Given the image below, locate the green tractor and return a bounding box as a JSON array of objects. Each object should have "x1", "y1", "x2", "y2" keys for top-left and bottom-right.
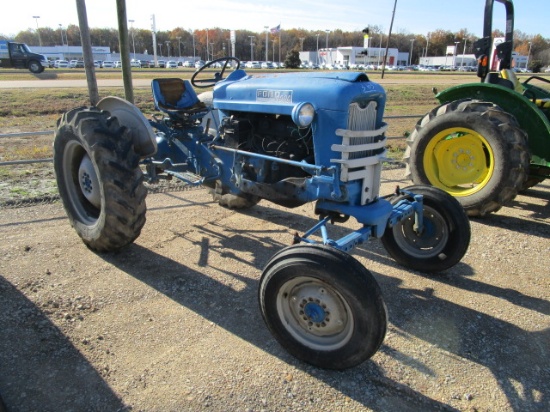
[{"x1": 405, "y1": 0, "x2": 550, "y2": 217}]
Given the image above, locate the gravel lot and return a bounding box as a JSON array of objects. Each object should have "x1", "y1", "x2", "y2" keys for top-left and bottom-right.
[{"x1": 0, "y1": 167, "x2": 548, "y2": 412}]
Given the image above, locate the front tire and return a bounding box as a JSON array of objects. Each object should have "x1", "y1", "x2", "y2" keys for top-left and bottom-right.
[
  {"x1": 28, "y1": 60, "x2": 44, "y2": 73},
  {"x1": 259, "y1": 244, "x2": 387, "y2": 369},
  {"x1": 54, "y1": 107, "x2": 147, "y2": 252},
  {"x1": 404, "y1": 100, "x2": 529, "y2": 217},
  {"x1": 381, "y1": 185, "x2": 471, "y2": 273}
]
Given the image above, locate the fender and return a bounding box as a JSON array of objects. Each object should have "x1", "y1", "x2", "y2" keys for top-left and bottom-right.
[{"x1": 97, "y1": 96, "x2": 158, "y2": 157}]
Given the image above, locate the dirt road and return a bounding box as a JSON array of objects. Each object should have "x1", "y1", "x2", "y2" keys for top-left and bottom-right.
[{"x1": 0, "y1": 168, "x2": 548, "y2": 411}]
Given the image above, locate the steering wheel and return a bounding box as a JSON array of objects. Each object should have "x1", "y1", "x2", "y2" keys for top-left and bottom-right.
[{"x1": 191, "y1": 57, "x2": 241, "y2": 88}]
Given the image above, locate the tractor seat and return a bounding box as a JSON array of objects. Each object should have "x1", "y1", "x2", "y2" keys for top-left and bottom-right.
[
  {"x1": 534, "y1": 98, "x2": 550, "y2": 109},
  {"x1": 151, "y1": 78, "x2": 208, "y2": 118},
  {"x1": 500, "y1": 69, "x2": 525, "y2": 93}
]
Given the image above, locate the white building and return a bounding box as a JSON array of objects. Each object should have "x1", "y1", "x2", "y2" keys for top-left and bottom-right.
[
  {"x1": 300, "y1": 46, "x2": 400, "y2": 68},
  {"x1": 419, "y1": 54, "x2": 477, "y2": 68}
]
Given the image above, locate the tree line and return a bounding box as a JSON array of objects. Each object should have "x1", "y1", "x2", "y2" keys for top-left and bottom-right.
[{"x1": 2, "y1": 25, "x2": 549, "y2": 69}]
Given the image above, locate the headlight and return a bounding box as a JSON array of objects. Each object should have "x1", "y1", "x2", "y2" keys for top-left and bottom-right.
[{"x1": 291, "y1": 102, "x2": 315, "y2": 127}]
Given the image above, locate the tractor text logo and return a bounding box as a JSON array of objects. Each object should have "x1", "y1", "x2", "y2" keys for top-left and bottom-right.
[{"x1": 256, "y1": 89, "x2": 293, "y2": 104}]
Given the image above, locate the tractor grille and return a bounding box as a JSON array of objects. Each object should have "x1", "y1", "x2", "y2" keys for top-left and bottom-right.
[{"x1": 330, "y1": 101, "x2": 387, "y2": 205}]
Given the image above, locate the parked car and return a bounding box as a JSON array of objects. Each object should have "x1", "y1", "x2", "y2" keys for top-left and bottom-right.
[
  {"x1": 102, "y1": 61, "x2": 114, "y2": 68},
  {"x1": 75, "y1": 60, "x2": 84, "y2": 68},
  {"x1": 182, "y1": 61, "x2": 194, "y2": 68},
  {"x1": 54, "y1": 60, "x2": 69, "y2": 68},
  {"x1": 157, "y1": 60, "x2": 166, "y2": 68},
  {"x1": 130, "y1": 60, "x2": 141, "y2": 68},
  {"x1": 194, "y1": 60, "x2": 205, "y2": 69},
  {"x1": 166, "y1": 60, "x2": 177, "y2": 69},
  {"x1": 113, "y1": 61, "x2": 122, "y2": 68},
  {"x1": 69, "y1": 60, "x2": 79, "y2": 68}
]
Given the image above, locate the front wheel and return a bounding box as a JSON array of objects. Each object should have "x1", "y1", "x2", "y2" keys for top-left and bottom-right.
[
  {"x1": 28, "y1": 60, "x2": 44, "y2": 73},
  {"x1": 381, "y1": 185, "x2": 471, "y2": 273},
  {"x1": 404, "y1": 100, "x2": 529, "y2": 217},
  {"x1": 259, "y1": 244, "x2": 387, "y2": 369},
  {"x1": 54, "y1": 107, "x2": 147, "y2": 252}
]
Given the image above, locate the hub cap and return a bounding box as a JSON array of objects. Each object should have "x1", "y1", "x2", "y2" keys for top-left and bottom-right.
[{"x1": 424, "y1": 128, "x2": 494, "y2": 197}]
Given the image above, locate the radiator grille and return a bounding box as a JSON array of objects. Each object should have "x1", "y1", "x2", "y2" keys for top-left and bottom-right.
[{"x1": 330, "y1": 101, "x2": 387, "y2": 205}]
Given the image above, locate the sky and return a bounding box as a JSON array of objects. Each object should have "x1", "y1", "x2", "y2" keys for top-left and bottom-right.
[{"x1": 1, "y1": 0, "x2": 549, "y2": 39}]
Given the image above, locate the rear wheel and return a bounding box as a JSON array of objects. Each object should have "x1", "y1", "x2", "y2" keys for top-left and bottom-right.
[
  {"x1": 404, "y1": 100, "x2": 529, "y2": 217},
  {"x1": 54, "y1": 107, "x2": 147, "y2": 252},
  {"x1": 381, "y1": 185, "x2": 471, "y2": 273},
  {"x1": 259, "y1": 244, "x2": 387, "y2": 369}
]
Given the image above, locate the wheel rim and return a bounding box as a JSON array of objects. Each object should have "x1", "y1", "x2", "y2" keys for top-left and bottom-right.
[
  {"x1": 276, "y1": 276, "x2": 354, "y2": 351},
  {"x1": 62, "y1": 140, "x2": 101, "y2": 224},
  {"x1": 391, "y1": 205, "x2": 448, "y2": 259},
  {"x1": 423, "y1": 127, "x2": 494, "y2": 197}
]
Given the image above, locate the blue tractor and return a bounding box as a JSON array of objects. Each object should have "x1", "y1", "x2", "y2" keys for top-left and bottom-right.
[{"x1": 53, "y1": 58, "x2": 470, "y2": 369}]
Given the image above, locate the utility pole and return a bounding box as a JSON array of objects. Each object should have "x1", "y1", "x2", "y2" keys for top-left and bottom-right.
[{"x1": 381, "y1": 0, "x2": 397, "y2": 78}]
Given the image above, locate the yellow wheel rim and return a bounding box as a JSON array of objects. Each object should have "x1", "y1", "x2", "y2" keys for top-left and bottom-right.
[{"x1": 423, "y1": 127, "x2": 494, "y2": 197}]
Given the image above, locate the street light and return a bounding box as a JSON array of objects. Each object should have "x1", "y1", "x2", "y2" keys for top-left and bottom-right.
[
  {"x1": 316, "y1": 33, "x2": 320, "y2": 65},
  {"x1": 409, "y1": 38, "x2": 415, "y2": 66},
  {"x1": 425, "y1": 32, "x2": 430, "y2": 58},
  {"x1": 461, "y1": 38, "x2": 468, "y2": 68},
  {"x1": 165, "y1": 40, "x2": 171, "y2": 57},
  {"x1": 192, "y1": 32, "x2": 196, "y2": 62},
  {"x1": 58, "y1": 24, "x2": 64, "y2": 46},
  {"x1": 33, "y1": 16, "x2": 42, "y2": 47},
  {"x1": 129, "y1": 19, "x2": 136, "y2": 59},
  {"x1": 527, "y1": 41, "x2": 532, "y2": 70},
  {"x1": 325, "y1": 29, "x2": 330, "y2": 65},
  {"x1": 264, "y1": 26, "x2": 269, "y2": 62},
  {"x1": 248, "y1": 36, "x2": 255, "y2": 60},
  {"x1": 206, "y1": 28, "x2": 209, "y2": 61},
  {"x1": 454, "y1": 41, "x2": 460, "y2": 67},
  {"x1": 176, "y1": 36, "x2": 182, "y2": 58}
]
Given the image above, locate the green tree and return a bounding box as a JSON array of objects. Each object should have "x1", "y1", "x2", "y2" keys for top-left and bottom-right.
[{"x1": 284, "y1": 49, "x2": 301, "y2": 68}]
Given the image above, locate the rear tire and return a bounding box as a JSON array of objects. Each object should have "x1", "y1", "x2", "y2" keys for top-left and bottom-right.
[
  {"x1": 54, "y1": 107, "x2": 147, "y2": 252},
  {"x1": 259, "y1": 244, "x2": 387, "y2": 369},
  {"x1": 404, "y1": 100, "x2": 529, "y2": 217},
  {"x1": 381, "y1": 185, "x2": 471, "y2": 273}
]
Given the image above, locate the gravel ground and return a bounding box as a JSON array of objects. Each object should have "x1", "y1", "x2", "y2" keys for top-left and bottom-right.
[{"x1": 0, "y1": 168, "x2": 548, "y2": 412}]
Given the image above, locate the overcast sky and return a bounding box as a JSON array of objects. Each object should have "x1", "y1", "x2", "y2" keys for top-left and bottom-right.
[{"x1": 2, "y1": 0, "x2": 549, "y2": 38}]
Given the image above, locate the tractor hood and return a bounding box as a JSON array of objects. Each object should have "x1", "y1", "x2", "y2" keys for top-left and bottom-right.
[{"x1": 213, "y1": 70, "x2": 385, "y2": 115}]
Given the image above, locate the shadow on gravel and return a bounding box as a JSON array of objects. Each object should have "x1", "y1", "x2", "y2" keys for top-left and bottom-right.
[
  {"x1": 99, "y1": 208, "x2": 459, "y2": 411},
  {"x1": 0, "y1": 276, "x2": 128, "y2": 412},
  {"x1": 377, "y1": 274, "x2": 549, "y2": 412},
  {"x1": 471, "y1": 211, "x2": 550, "y2": 239}
]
